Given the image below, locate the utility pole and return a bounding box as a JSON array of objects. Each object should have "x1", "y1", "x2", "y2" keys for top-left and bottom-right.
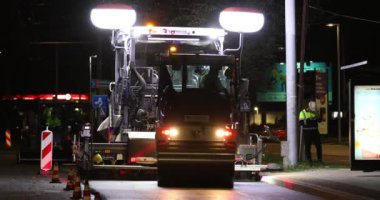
[
  {"x1": 285, "y1": 0, "x2": 298, "y2": 166},
  {"x1": 55, "y1": 46, "x2": 60, "y2": 96},
  {"x1": 298, "y1": 0, "x2": 309, "y2": 161},
  {"x1": 298, "y1": 0, "x2": 308, "y2": 111},
  {"x1": 336, "y1": 24, "x2": 341, "y2": 143},
  {"x1": 326, "y1": 23, "x2": 341, "y2": 143},
  {"x1": 89, "y1": 55, "x2": 98, "y2": 125}
]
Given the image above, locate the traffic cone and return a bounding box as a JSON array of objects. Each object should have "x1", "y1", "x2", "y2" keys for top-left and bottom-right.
[
  {"x1": 83, "y1": 179, "x2": 91, "y2": 200},
  {"x1": 64, "y1": 166, "x2": 75, "y2": 190},
  {"x1": 50, "y1": 161, "x2": 61, "y2": 183},
  {"x1": 94, "y1": 192, "x2": 101, "y2": 200},
  {"x1": 71, "y1": 172, "x2": 82, "y2": 199}
]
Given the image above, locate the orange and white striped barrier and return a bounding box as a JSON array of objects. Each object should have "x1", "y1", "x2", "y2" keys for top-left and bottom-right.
[
  {"x1": 5, "y1": 129, "x2": 11, "y2": 148},
  {"x1": 40, "y1": 129, "x2": 53, "y2": 172}
]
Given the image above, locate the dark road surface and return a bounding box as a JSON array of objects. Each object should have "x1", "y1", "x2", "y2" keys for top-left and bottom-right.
[
  {"x1": 3, "y1": 142, "x2": 376, "y2": 200},
  {"x1": 0, "y1": 150, "x2": 72, "y2": 200},
  {"x1": 0, "y1": 149, "x2": 322, "y2": 200}
]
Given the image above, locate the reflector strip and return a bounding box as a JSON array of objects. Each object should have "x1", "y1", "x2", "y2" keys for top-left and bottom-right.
[
  {"x1": 5, "y1": 129, "x2": 11, "y2": 148},
  {"x1": 127, "y1": 131, "x2": 155, "y2": 139},
  {"x1": 130, "y1": 26, "x2": 226, "y2": 37}
]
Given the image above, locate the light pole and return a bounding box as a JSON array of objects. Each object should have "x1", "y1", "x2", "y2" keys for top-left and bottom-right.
[
  {"x1": 89, "y1": 55, "x2": 98, "y2": 106},
  {"x1": 327, "y1": 23, "x2": 341, "y2": 143},
  {"x1": 89, "y1": 55, "x2": 97, "y2": 125}
]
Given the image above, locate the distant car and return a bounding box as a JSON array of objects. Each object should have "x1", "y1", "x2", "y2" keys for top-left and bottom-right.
[{"x1": 273, "y1": 129, "x2": 286, "y2": 140}]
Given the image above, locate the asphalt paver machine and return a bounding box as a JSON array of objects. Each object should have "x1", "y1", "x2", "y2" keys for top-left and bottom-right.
[{"x1": 76, "y1": 4, "x2": 266, "y2": 187}]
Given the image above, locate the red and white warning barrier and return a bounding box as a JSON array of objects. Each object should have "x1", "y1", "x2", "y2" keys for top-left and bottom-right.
[
  {"x1": 40, "y1": 129, "x2": 53, "y2": 172},
  {"x1": 5, "y1": 129, "x2": 11, "y2": 148}
]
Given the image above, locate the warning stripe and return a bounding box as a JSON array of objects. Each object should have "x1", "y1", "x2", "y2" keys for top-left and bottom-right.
[
  {"x1": 42, "y1": 131, "x2": 52, "y2": 142},
  {"x1": 41, "y1": 132, "x2": 52, "y2": 150},
  {"x1": 41, "y1": 151, "x2": 52, "y2": 170},
  {"x1": 43, "y1": 131, "x2": 50, "y2": 140},
  {"x1": 5, "y1": 130, "x2": 11, "y2": 148},
  {"x1": 42, "y1": 143, "x2": 52, "y2": 158}
]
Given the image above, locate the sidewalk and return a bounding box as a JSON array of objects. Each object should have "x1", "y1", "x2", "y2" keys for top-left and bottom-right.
[
  {"x1": 262, "y1": 143, "x2": 380, "y2": 200},
  {"x1": 263, "y1": 168, "x2": 380, "y2": 200}
]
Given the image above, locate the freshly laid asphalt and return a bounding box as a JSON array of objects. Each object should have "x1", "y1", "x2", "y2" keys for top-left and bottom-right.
[{"x1": 262, "y1": 143, "x2": 380, "y2": 200}]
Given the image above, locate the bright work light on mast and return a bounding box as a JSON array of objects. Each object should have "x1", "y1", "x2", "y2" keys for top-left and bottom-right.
[
  {"x1": 218, "y1": 6, "x2": 264, "y2": 53},
  {"x1": 90, "y1": 4, "x2": 136, "y2": 29},
  {"x1": 219, "y1": 7, "x2": 264, "y2": 33}
]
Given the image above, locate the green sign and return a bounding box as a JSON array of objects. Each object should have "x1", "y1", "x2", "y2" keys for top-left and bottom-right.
[{"x1": 257, "y1": 62, "x2": 332, "y2": 103}]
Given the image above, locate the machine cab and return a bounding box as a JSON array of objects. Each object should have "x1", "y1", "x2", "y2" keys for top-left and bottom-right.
[{"x1": 157, "y1": 53, "x2": 238, "y2": 126}]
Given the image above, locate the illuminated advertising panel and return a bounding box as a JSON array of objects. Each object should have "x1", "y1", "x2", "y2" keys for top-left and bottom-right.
[
  {"x1": 315, "y1": 71, "x2": 328, "y2": 134},
  {"x1": 257, "y1": 62, "x2": 332, "y2": 103},
  {"x1": 351, "y1": 83, "x2": 380, "y2": 171},
  {"x1": 354, "y1": 85, "x2": 380, "y2": 160}
]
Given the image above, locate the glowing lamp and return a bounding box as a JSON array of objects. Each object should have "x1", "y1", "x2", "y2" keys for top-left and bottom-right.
[
  {"x1": 90, "y1": 4, "x2": 136, "y2": 29},
  {"x1": 146, "y1": 22, "x2": 154, "y2": 28},
  {"x1": 219, "y1": 7, "x2": 264, "y2": 33},
  {"x1": 169, "y1": 46, "x2": 177, "y2": 53},
  {"x1": 215, "y1": 128, "x2": 233, "y2": 138},
  {"x1": 162, "y1": 128, "x2": 178, "y2": 137}
]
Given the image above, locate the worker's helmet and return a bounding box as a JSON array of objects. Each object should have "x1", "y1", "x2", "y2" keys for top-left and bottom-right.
[{"x1": 93, "y1": 153, "x2": 103, "y2": 164}]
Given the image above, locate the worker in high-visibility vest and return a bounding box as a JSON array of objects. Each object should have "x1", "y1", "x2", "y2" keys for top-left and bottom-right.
[{"x1": 299, "y1": 100, "x2": 323, "y2": 165}]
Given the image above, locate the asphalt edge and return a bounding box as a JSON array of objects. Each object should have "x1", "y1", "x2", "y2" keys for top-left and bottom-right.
[{"x1": 261, "y1": 175, "x2": 372, "y2": 200}]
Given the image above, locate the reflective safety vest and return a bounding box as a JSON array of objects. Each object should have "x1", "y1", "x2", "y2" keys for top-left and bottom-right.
[{"x1": 299, "y1": 109, "x2": 318, "y2": 130}]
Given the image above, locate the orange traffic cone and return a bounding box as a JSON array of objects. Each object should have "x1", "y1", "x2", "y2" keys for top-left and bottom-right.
[
  {"x1": 64, "y1": 166, "x2": 75, "y2": 190},
  {"x1": 83, "y1": 179, "x2": 91, "y2": 200},
  {"x1": 71, "y1": 172, "x2": 82, "y2": 199},
  {"x1": 94, "y1": 192, "x2": 101, "y2": 200},
  {"x1": 50, "y1": 161, "x2": 61, "y2": 183}
]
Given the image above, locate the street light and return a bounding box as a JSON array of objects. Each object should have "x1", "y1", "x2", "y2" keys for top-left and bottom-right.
[
  {"x1": 254, "y1": 106, "x2": 259, "y2": 114},
  {"x1": 89, "y1": 55, "x2": 97, "y2": 120},
  {"x1": 326, "y1": 23, "x2": 341, "y2": 143}
]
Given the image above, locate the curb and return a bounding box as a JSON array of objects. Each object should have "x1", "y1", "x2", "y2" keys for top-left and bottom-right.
[{"x1": 261, "y1": 175, "x2": 372, "y2": 200}]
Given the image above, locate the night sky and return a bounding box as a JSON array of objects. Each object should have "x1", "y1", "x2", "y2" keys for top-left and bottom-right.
[
  {"x1": 1, "y1": 0, "x2": 380, "y2": 95},
  {"x1": 307, "y1": 1, "x2": 380, "y2": 64}
]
